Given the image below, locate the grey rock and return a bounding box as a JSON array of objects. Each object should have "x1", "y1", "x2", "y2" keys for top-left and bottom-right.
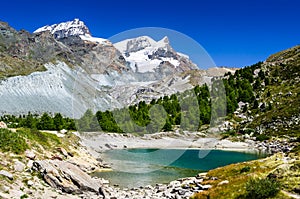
[
  {"x1": 59, "y1": 147, "x2": 69, "y2": 157},
  {"x1": 178, "y1": 189, "x2": 187, "y2": 195},
  {"x1": 218, "y1": 180, "x2": 229, "y2": 185},
  {"x1": 0, "y1": 170, "x2": 13, "y2": 180},
  {"x1": 0, "y1": 192, "x2": 9, "y2": 199},
  {"x1": 27, "y1": 180, "x2": 34, "y2": 186},
  {"x1": 14, "y1": 160, "x2": 25, "y2": 172},
  {"x1": 25, "y1": 150, "x2": 36, "y2": 160},
  {"x1": 199, "y1": 184, "x2": 212, "y2": 190},
  {"x1": 33, "y1": 160, "x2": 102, "y2": 194},
  {"x1": 27, "y1": 160, "x2": 34, "y2": 168},
  {"x1": 0, "y1": 185, "x2": 10, "y2": 193}
]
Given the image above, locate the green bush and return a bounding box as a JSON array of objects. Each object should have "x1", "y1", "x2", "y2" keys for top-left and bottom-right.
[
  {"x1": 240, "y1": 166, "x2": 251, "y2": 173},
  {"x1": 245, "y1": 177, "x2": 281, "y2": 199},
  {"x1": 0, "y1": 128, "x2": 28, "y2": 154},
  {"x1": 256, "y1": 134, "x2": 270, "y2": 141}
]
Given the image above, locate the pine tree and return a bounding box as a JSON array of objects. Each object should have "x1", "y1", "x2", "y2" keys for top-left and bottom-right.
[
  {"x1": 53, "y1": 113, "x2": 64, "y2": 130},
  {"x1": 38, "y1": 113, "x2": 54, "y2": 130}
]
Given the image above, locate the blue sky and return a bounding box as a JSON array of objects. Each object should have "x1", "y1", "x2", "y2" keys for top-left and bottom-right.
[{"x1": 0, "y1": 0, "x2": 299, "y2": 67}]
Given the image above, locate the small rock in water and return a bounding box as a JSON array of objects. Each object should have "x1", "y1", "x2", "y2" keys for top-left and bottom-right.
[{"x1": 101, "y1": 179, "x2": 109, "y2": 184}]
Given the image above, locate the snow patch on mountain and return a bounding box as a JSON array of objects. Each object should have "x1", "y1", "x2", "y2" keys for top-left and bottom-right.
[{"x1": 79, "y1": 34, "x2": 110, "y2": 45}]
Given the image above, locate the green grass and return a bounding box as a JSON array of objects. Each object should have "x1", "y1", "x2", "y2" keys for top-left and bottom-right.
[
  {"x1": 0, "y1": 128, "x2": 61, "y2": 154},
  {"x1": 191, "y1": 152, "x2": 299, "y2": 199},
  {"x1": 0, "y1": 128, "x2": 28, "y2": 154},
  {"x1": 24, "y1": 128, "x2": 61, "y2": 146}
]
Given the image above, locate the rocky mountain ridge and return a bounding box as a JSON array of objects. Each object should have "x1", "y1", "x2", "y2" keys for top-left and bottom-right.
[{"x1": 0, "y1": 19, "x2": 233, "y2": 118}]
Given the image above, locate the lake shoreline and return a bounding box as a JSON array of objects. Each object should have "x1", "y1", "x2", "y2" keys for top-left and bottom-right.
[{"x1": 78, "y1": 131, "x2": 261, "y2": 155}]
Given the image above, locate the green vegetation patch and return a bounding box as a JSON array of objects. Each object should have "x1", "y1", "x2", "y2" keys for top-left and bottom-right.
[
  {"x1": 0, "y1": 128, "x2": 28, "y2": 154},
  {"x1": 0, "y1": 128, "x2": 61, "y2": 154},
  {"x1": 245, "y1": 177, "x2": 281, "y2": 199}
]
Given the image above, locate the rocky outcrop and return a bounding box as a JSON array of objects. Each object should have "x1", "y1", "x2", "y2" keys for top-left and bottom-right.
[
  {"x1": 100, "y1": 175, "x2": 213, "y2": 199},
  {"x1": 32, "y1": 160, "x2": 103, "y2": 194}
]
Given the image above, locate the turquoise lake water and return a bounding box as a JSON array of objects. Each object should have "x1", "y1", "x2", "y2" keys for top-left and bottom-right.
[{"x1": 95, "y1": 149, "x2": 266, "y2": 188}]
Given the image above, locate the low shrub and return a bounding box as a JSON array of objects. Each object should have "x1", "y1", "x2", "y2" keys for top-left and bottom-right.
[
  {"x1": 240, "y1": 166, "x2": 251, "y2": 173},
  {"x1": 245, "y1": 177, "x2": 281, "y2": 199},
  {"x1": 256, "y1": 134, "x2": 270, "y2": 141}
]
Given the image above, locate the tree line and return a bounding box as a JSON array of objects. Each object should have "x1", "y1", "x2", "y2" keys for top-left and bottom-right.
[{"x1": 0, "y1": 112, "x2": 76, "y2": 130}]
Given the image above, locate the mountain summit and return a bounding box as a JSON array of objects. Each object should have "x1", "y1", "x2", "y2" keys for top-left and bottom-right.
[
  {"x1": 34, "y1": 18, "x2": 108, "y2": 44},
  {"x1": 114, "y1": 36, "x2": 197, "y2": 73},
  {"x1": 34, "y1": 18, "x2": 90, "y2": 39}
]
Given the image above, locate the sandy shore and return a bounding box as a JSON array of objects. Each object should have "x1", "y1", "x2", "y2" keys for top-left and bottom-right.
[{"x1": 77, "y1": 131, "x2": 259, "y2": 155}]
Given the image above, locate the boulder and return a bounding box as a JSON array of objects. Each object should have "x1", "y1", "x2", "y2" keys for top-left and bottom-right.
[
  {"x1": 14, "y1": 160, "x2": 25, "y2": 172},
  {"x1": 0, "y1": 170, "x2": 13, "y2": 180},
  {"x1": 25, "y1": 150, "x2": 36, "y2": 160},
  {"x1": 27, "y1": 180, "x2": 34, "y2": 186},
  {"x1": 0, "y1": 192, "x2": 9, "y2": 199},
  {"x1": 32, "y1": 160, "x2": 102, "y2": 194}
]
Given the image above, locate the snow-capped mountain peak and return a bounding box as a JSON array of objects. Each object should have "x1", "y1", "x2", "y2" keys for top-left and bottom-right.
[
  {"x1": 34, "y1": 18, "x2": 109, "y2": 45},
  {"x1": 114, "y1": 36, "x2": 197, "y2": 73},
  {"x1": 34, "y1": 18, "x2": 90, "y2": 39}
]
